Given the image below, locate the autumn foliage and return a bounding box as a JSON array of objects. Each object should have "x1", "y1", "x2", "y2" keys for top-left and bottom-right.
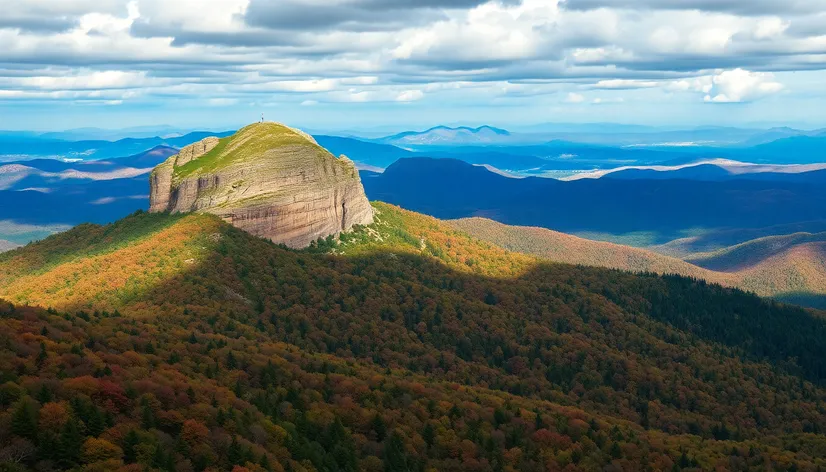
[{"x1": 0, "y1": 203, "x2": 825, "y2": 471}]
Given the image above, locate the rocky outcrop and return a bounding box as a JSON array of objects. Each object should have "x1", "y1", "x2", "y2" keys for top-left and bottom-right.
[
  {"x1": 149, "y1": 122, "x2": 373, "y2": 248},
  {"x1": 174, "y1": 137, "x2": 220, "y2": 167}
]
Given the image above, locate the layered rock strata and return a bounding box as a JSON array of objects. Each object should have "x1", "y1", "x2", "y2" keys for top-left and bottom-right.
[{"x1": 149, "y1": 122, "x2": 373, "y2": 248}]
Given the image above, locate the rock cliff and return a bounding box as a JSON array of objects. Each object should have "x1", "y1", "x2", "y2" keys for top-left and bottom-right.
[{"x1": 149, "y1": 122, "x2": 374, "y2": 248}]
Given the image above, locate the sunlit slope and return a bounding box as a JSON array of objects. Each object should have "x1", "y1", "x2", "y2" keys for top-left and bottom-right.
[
  {"x1": 0, "y1": 205, "x2": 536, "y2": 313},
  {"x1": 448, "y1": 217, "x2": 730, "y2": 281},
  {"x1": 687, "y1": 231, "x2": 826, "y2": 271},
  {"x1": 3, "y1": 203, "x2": 826, "y2": 469},
  {"x1": 451, "y1": 216, "x2": 826, "y2": 302},
  {"x1": 0, "y1": 212, "x2": 220, "y2": 311}
]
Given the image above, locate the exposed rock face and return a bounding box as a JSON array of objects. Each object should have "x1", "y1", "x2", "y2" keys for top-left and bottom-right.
[
  {"x1": 149, "y1": 122, "x2": 373, "y2": 248},
  {"x1": 175, "y1": 137, "x2": 220, "y2": 167}
]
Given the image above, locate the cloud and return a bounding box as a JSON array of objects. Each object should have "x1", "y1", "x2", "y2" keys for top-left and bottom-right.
[
  {"x1": 561, "y1": 0, "x2": 826, "y2": 16},
  {"x1": 591, "y1": 97, "x2": 624, "y2": 104},
  {"x1": 244, "y1": 0, "x2": 511, "y2": 32},
  {"x1": 592, "y1": 79, "x2": 659, "y2": 89},
  {"x1": 0, "y1": 0, "x2": 823, "y2": 122},
  {"x1": 667, "y1": 77, "x2": 713, "y2": 93},
  {"x1": 0, "y1": 0, "x2": 127, "y2": 32},
  {"x1": 565, "y1": 92, "x2": 586, "y2": 103},
  {"x1": 703, "y1": 68, "x2": 784, "y2": 103},
  {"x1": 0, "y1": 16, "x2": 79, "y2": 33},
  {"x1": 396, "y1": 90, "x2": 425, "y2": 102}
]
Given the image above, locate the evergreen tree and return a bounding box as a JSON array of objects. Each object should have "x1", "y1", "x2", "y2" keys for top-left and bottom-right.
[
  {"x1": 123, "y1": 429, "x2": 140, "y2": 464},
  {"x1": 227, "y1": 435, "x2": 242, "y2": 467},
  {"x1": 56, "y1": 418, "x2": 82, "y2": 468},
  {"x1": 370, "y1": 413, "x2": 387, "y2": 441},
  {"x1": 11, "y1": 399, "x2": 38, "y2": 441},
  {"x1": 141, "y1": 401, "x2": 155, "y2": 430},
  {"x1": 86, "y1": 405, "x2": 105, "y2": 437},
  {"x1": 383, "y1": 432, "x2": 410, "y2": 472},
  {"x1": 259, "y1": 454, "x2": 273, "y2": 472},
  {"x1": 36, "y1": 342, "x2": 48, "y2": 368},
  {"x1": 152, "y1": 444, "x2": 167, "y2": 470},
  {"x1": 36, "y1": 385, "x2": 52, "y2": 404},
  {"x1": 422, "y1": 423, "x2": 435, "y2": 448}
]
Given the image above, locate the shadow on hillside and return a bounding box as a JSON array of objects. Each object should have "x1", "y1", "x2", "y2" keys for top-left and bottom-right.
[
  {"x1": 8, "y1": 213, "x2": 826, "y2": 438},
  {"x1": 110, "y1": 222, "x2": 826, "y2": 390},
  {"x1": 776, "y1": 293, "x2": 826, "y2": 311}
]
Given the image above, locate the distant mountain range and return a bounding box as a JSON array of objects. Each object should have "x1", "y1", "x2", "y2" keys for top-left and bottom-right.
[
  {"x1": 569, "y1": 159, "x2": 826, "y2": 181},
  {"x1": 0, "y1": 146, "x2": 178, "y2": 245},
  {"x1": 4, "y1": 124, "x2": 826, "y2": 251},
  {"x1": 361, "y1": 157, "x2": 826, "y2": 241},
  {"x1": 0, "y1": 146, "x2": 177, "y2": 192},
  {"x1": 450, "y1": 217, "x2": 826, "y2": 307},
  {"x1": 0, "y1": 131, "x2": 233, "y2": 161},
  {"x1": 35, "y1": 125, "x2": 206, "y2": 141},
  {"x1": 314, "y1": 135, "x2": 414, "y2": 169},
  {"x1": 377, "y1": 125, "x2": 511, "y2": 146},
  {"x1": 365, "y1": 124, "x2": 826, "y2": 148}
]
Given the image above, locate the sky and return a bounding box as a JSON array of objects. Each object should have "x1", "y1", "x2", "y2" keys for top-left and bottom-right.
[{"x1": 1, "y1": 0, "x2": 826, "y2": 132}]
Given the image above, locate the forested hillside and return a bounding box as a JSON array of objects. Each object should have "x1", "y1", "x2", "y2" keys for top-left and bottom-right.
[
  {"x1": 1, "y1": 203, "x2": 826, "y2": 471},
  {"x1": 449, "y1": 217, "x2": 826, "y2": 307}
]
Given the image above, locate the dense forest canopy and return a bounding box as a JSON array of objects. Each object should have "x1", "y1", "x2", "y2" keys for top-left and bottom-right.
[{"x1": 1, "y1": 203, "x2": 826, "y2": 471}]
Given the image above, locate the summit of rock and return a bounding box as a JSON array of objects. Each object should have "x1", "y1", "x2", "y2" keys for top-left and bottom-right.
[{"x1": 149, "y1": 121, "x2": 373, "y2": 248}]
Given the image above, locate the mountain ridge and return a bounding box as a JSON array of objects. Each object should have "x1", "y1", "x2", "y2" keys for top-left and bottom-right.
[
  {"x1": 3, "y1": 201, "x2": 826, "y2": 469},
  {"x1": 364, "y1": 157, "x2": 826, "y2": 240},
  {"x1": 378, "y1": 125, "x2": 512, "y2": 146},
  {"x1": 149, "y1": 122, "x2": 374, "y2": 248},
  {"x1": 449, "y1": 216, "x2": 826, "y2": 304}
]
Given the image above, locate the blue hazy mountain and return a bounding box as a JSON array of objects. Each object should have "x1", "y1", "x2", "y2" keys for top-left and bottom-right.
[
  {"x1": 601, "y1": 164, "x2": 826, "y2": 183},
  {"x1": 0, "y1": 146, "x2": 177, "y2": 192},
  {"x1": 0, "y1": 147, "x2": 179, "y2": 246},
  {"x1": 369, "y1": 123, "x2": 826, "y2": 149},
  {"x1": 362, "y1": 157, "x2": 826, "y2": 242},
  {"x1": 377, "y1": 125, "x2": 512, "y2": 146},
  {"x1": 313, "y1": 135, "x2": 414, "y2": 169},
  {"x1": 0, "y1": 131, "x2": 233, "y2": 161},
  {"x1": 36, "y1": 125, "x2": 201, "y2": 141}
]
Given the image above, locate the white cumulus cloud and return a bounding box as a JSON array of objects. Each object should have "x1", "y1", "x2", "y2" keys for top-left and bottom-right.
[{"x1": 703, "y1": 68, "x2": 784, "y2": 103}]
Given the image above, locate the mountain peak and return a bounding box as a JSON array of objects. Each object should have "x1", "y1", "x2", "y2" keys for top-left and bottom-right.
[
  {"x1": 426, "y1": 125, "x2": 510, "y2": 135},
  {"x1": 149, "y1": 121, "x2": 373, "y2": 248},
  {"x1": 380, "y1": 124, "x2": 512, "y2": 146}
]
